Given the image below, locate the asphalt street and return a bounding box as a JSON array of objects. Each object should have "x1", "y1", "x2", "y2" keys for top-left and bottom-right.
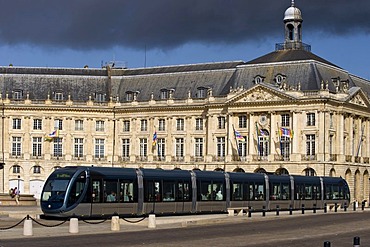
[{"x1": 1, "y1": 210, "x2": 370, "y2": 247}]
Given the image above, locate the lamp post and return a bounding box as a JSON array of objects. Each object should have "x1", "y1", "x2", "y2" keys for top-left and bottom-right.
[{"x1": 17, "y1": 175, "x2": 20, "y2": 191}]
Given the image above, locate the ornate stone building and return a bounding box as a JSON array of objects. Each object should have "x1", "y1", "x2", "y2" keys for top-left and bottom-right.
[{"x1": 0, "y1": 1, "x2": 369, "y2": 204}]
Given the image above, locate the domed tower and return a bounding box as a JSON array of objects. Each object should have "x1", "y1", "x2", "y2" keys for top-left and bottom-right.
[{"x1": 281, "y1": 0, "x2": 309, "y2": 51}]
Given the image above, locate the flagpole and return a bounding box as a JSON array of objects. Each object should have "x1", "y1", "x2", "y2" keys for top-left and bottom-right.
[
  {"x1": 255, "y1": 122, "x2": 260, "y2": 156},
  {"x1": 232, "y1": 125, "x2": 241, "y2": 157}
]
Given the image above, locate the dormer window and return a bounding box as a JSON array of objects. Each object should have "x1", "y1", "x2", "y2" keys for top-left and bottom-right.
[
  {"x1": 95, "y1": 92, "x2": 106, "y2": 102},
  {"x1": 54, "y1": 92, "x2": 64, "y2": 101},
  {"x1": 254, "y1": 76, "x2": 265, "y2": 84},
  {"x1": 197, "y1": 87, "x2": 208, "y2": 99},
  {"x1": 275, "y1": 74, "x2": 286, "y2": 85},
  {"x1": 125, "y1": 91, "x2": 139, "y2": 102},
  {"x1": 13, "y1": 90, "x2": 23, "y2": 100},
  {"x1": 160, "y1": 89, "x2": 169, "y2": 100}
]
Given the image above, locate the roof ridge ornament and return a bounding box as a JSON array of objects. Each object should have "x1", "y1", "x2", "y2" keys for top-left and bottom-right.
[{"x1": 291, "y1": 0, "x2": 295, "y2": 7}]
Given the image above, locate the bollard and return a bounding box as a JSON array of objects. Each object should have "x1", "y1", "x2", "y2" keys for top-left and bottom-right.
[
  {"x1": 23, "y1": 215, "x2": 33, "y2": 236},
  {"x1": 111, "y1": 216, "x2": 120, "y2": 231},
  {"x1": 353, "y1": 201, "x2": 357, "y2": 211},
  {"x1": 324, "y1": 203, "x2": 327, "y2": 213},
  {"x1": 248, "y1": 206, "x2": 252, "y2": 218},
  {"x1": 334, "y1": 203, "x2": 338, "y2": 213},
  {"x1": 262, "y1": 206, "x2": 266, "y2": 217},
  {"x1": 276, "y1": 205, "x2": 280, "y2": 216},
  {"x1": 353, "y1": 236, "x2": 360, "y2": 247},
  {"x1": 313, "y1": 204, "x2": 316, "y2": 214},
  {"x1": 361, "y1": 201, "x2": 365, "y2": 211},
  {"x1": 301, "y1": 204, "x2": 305, "y2": 214},
  {"x1": 344, "y1": 203, "x2": 347, "y2": 212},
  {"x1": 289, "y1": 205, "x2": 293, "y2": 215},
  {"x1": 69, "y1": 218, "x2": 79, "y2": 234},
  {"x1": 148, "y1": 214, "x2": 156, "y2": 228},
  {"x1": 323, "y1": 241, "x2": 331, "y2": 247}
]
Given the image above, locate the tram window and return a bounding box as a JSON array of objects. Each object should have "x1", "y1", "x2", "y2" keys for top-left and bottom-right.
[
  {"x1": 199, "y1": 180, "x2": 224, "y2": 201},
  {"x1": 253, "y1": 183, "x2": 264, "y2": 200},
  {"x1": 282, "y1": 184, "x2": 290, "y2": 200},
  {"x1": 119, "y1": 181, "x2": 134, "y2": 202},
  {"x1": 163, "y1": 181, "x2": 176, "y2": 201},
  {"x1": 144, "y1": 181, "x2": 161, "y2": 202},
  {"x1": 270, "y1": 183, "x2": 281, "y2": 200},
  {"x1": 232, "y1": 183, "x2": 243, "y2": 201},
  {"x1": 177, "y1": 182, "x2": 191, "y2": 201},
  {"x1": 67, "y1": 171, "x2": 86, "y2": 207},
  {"x1": 296, "y1": 184, "x2": 304, "y2": 199},
  {"x1": 313, "y1": 185, "x2": 320, "y2": 200},
  {"x1": 92, "y1": 180, "x2": 101, "y2": 203},
  {"x1": 305, "y1": 185, "x2": 313, "y2": 199},
  {"x1": 104, "y1": 180, "x2": 118, "y2": 203}
]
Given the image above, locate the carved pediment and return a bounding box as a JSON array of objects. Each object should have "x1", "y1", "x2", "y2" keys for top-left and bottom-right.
[
  {"x1": 242, "y1": 88, "x2": 281, "y2": 102},
  {"x1": 349, "y1": 94, "x2": 367, "y2": 107},
  {"x1": 227, "y1": 85, "x2": 293, "y2": 104}
]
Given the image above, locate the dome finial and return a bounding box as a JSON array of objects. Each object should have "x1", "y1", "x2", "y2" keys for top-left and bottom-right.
[{"x1": 291, "y1": 0, "x2": 295, "y2": 7}]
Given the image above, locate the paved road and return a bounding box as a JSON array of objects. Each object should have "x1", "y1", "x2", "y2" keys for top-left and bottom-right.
[{"x1": 1, "y1": 211, "x2": 370, "y2": 247}]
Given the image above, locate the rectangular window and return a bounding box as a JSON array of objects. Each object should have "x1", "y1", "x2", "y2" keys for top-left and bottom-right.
[
  {"x1": 199, "y1": 180, "x2": 224, "y2": 201},
  {"x1": 280, "y1": 136, "x2": 291, "y2": 160},
  {"x1": 158, "y1": 119, "x2": 166, "y2": 131},
  {"x1": 238, "y1": 115, "x2": 247, "y2": 129},
  {"x1": 96, "y1": 120, "x2": 105, "y2": 132},
  {"x1": 160, "y1": 90, "x2": 169, "y2": 100},
  {"x1": 238, "y1": 137, "x2": 248, "y2": 157},
  {"x1": 176, "y1": 118, "x2": 184, "y2": 131},
  {"x1": 54, "y1": 92, "x2": 63, "y2": 101},
  {"x1": 95, "y1": 93, "x2": 105, "y2": 102},
  {"x1": 258, "y1": 136, "x2": 269, "y2": 157},
  {"x1": 217, "y1": 137, "x2": 226, "y2": 157},
  {"x1": 194, "y1": 138, "x2": 203, "y2": 157},
  {"x1": 141, "y1": 119, "x2": 148, "y2": 132},
  {"x1": 75, "y1": 120, "x2": 84, "y2": 131},
  {"x1": 54, "y1": 119, "x2": 63, "y2": 130},
  {"x1": 140, "y1": 138, "x2": 147, "y2": 157},
  {"x1": 175, "y1": 138, "x2": 184, "y2": 157},
  {"x1": 13, "y1": 118, "x2": 21, "y2": 130},
  {"x1": 329, "y1": 135, "x2": 333, "y2": 156},
  {"x1": 306, "y1": 134, "x2": 315, "y2": 156},
  {"x1": 32, "y1": 137, "x2": 42, "y2": 157},
  {"x1": 120, "y1": 181, "x2": 135, "y2": 202},
  {"x1": 281, "y1": 114, "x2": 290, "y2": 127},
  {"x1": 95, "y1": 139, "x2": 105, "y2": 158},
  {"x1": 307, "y1": 113, "x2": 315, "y2": 126},
  {"x1": 123, "y1": 120, "x2": 130, "y2": 132},
  {"x1": 13, "y1": 90, "x2": 23, "y2": 100},
  {"x1": 53, "y1": 138, "x2": 63, "y2": 157},
  {"x1": 12, "y1": 137, "x2": 22, "y2": 156},
  {"x1": 218, "y1": 116, "x2": 226, "y2": 129},
  {"x1": 122, "y1": 139, "x2": 130, "y2": 158},
  {"x1": 13, "y1": 165, "x2": 21, "y2": 174},
  {"x1": 157, "y1": 138, "x2": 165, "y2": 159},
  {"x1": 195, "y1": 118, "x2": 203, "y2": 131},
  {"x1": 33, "y1": 119, "x2": 42, "y2": 130},
  {"x1": 74, "y1": 138, "x2": 84, "y2": 158}
]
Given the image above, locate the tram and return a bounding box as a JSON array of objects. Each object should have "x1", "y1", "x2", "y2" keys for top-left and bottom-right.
[{"x1": 40, "y1": 166, "x2": 350, "y2": 218}]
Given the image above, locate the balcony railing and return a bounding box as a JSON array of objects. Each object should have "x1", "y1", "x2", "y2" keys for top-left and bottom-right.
[
  {"x1": 190, "y1": 156, "x2": 204, "y2": 162},
  {"x1": 135, "y1": 156, "x2": 148, "y2": 162},
  {"x1": 171, "y1": 156, "x2": 184, "y2": 162},
  {"x1": 301, "y1": 154, "x2": 317, "y2": 161},
  {"x1": 345, "y1": 155, "x2": 352, "y2": 162},
  {"x1": 252, "y1": 155, "x2": 268, "y2": 161},
  {"x1": 212, "y1": 156, "x2": 225, "y2": 162},
  {"x1": 153, "y1": 156, "x2": 165, "y2": 162},
  {"x1": 329, "y1": 154, "x2": 337, "y2": 161},
  {"x1": 355, "y1": 156, "x2": 361, "y2": 163},
  {"x1": 364, "y1": 157, "x2": 370, "y2": 164}
]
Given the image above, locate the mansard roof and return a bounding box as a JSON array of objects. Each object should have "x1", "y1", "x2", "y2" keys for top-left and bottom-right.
[{"x1": 245, "y1": 49, "x2": 339, "y2": 68}]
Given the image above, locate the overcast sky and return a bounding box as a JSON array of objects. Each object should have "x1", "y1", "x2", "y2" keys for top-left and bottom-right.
[{"x1": 0, "y1": 0, "x2": 369, "y2": 79}]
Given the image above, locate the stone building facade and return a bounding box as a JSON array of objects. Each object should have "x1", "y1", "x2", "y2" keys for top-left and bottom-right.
[{"x1": 0, "y1": 1, "x2": 369, "y2": 204}]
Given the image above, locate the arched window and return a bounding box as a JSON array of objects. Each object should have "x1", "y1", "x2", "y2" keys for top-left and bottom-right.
[
  {"x1": 287, "y1": 24, "x2": 294, "y2": 40},
  {"x1": 12, "y1": 165, "x2": 21, "y2": 174},
  {"x1": 304, "y1": 168, "x2": 316, "y2": 176}
]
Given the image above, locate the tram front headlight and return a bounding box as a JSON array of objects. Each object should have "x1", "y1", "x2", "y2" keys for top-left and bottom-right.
[{"x1": 48, "y1": 204, "x2": 51, "y2": 208}]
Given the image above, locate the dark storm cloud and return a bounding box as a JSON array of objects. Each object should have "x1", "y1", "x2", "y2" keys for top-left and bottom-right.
[{"x1": 0, "y1": 0, "x2": 369, "y2": 51}]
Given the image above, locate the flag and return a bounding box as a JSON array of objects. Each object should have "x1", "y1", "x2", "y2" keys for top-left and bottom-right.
[
  {"x1": 234, "y1": 129, "x2": 245, "y2": 142},
  {"x1": 152, "y1": 131, "x2": 157, "y2": 146},
  {"x1": 44, "y1": 129, "x2": 59, "y2": 141},
  {"x1": 49, "y1": 129, "x2": 59, "y2": 138},
  {"x1": 280, "y1": 127, "x2": 294, "y2": 138}
]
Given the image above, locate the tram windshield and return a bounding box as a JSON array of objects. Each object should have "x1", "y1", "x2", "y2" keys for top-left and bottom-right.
[{"x1": 41, "y1": 170, "x2": 75, "y2": 202}]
